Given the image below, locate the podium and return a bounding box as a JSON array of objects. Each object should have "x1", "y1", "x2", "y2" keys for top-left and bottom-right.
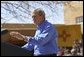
[
  {"x1": 1, "y1": 29, "x2": 33, "y2": 56},
  {"x1": 1, "y1": 42, "x2": 33, "y2": 56}
]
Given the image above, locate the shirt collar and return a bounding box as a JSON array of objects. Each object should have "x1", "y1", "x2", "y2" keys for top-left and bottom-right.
[{"x1": 37, "y1": 20, "x2": 47, "y2": 29}]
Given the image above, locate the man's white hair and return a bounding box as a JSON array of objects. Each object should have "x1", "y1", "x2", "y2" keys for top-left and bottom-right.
[{"x1": 33, "y1": 8, "x2": 45, "y2": 17}]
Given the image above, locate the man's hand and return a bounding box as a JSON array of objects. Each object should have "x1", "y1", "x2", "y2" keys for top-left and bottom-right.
[{"x1": 10, "y1": 31, "x2": 25, "y2": 40}]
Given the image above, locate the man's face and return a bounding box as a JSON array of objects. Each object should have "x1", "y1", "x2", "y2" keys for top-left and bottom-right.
[{"x1": 32, "y1": 12, "x2": 44, "y2": 25}]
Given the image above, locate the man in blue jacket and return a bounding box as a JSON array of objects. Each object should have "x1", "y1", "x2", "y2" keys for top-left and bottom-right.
[{"x1": 10, "y1": 8, "x2": 58, "y2": 56}]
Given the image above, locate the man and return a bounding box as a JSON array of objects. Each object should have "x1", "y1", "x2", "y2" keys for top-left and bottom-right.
[{"x1": 10, "y1": 8, "x2": 58, "y2": 56}]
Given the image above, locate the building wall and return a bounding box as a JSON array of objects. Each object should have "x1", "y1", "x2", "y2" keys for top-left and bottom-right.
[
  {"x1": 64, "y1": 1, "x2": 83, "y2": 25},
  {"x1": 63, "y1": 1, "x2": 83, "y2": 34}
]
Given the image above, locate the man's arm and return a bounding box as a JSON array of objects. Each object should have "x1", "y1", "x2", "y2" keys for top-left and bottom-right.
[{"x1": 28, "y1": 26, "x2": 57, "y2": 46}]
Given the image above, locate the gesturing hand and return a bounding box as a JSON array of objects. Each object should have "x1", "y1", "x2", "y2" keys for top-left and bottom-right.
[{"x1": 10, "y1": 31, "x2": 25, "y2": 40}]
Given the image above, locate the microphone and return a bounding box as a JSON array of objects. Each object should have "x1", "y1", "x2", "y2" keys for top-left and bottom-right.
[{"x1": 1, "y1": 29, "x2": 8, "y2": 35}]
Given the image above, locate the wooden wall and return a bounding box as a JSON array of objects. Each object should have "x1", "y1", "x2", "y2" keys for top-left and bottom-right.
[{"x1": 1, "y1": 24, "x2": 82, "y2": 47}]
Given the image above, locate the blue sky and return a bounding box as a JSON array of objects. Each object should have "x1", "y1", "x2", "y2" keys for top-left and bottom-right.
[{"x1": 1, "y1": 1, "x2": 64, "y2": 24}]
